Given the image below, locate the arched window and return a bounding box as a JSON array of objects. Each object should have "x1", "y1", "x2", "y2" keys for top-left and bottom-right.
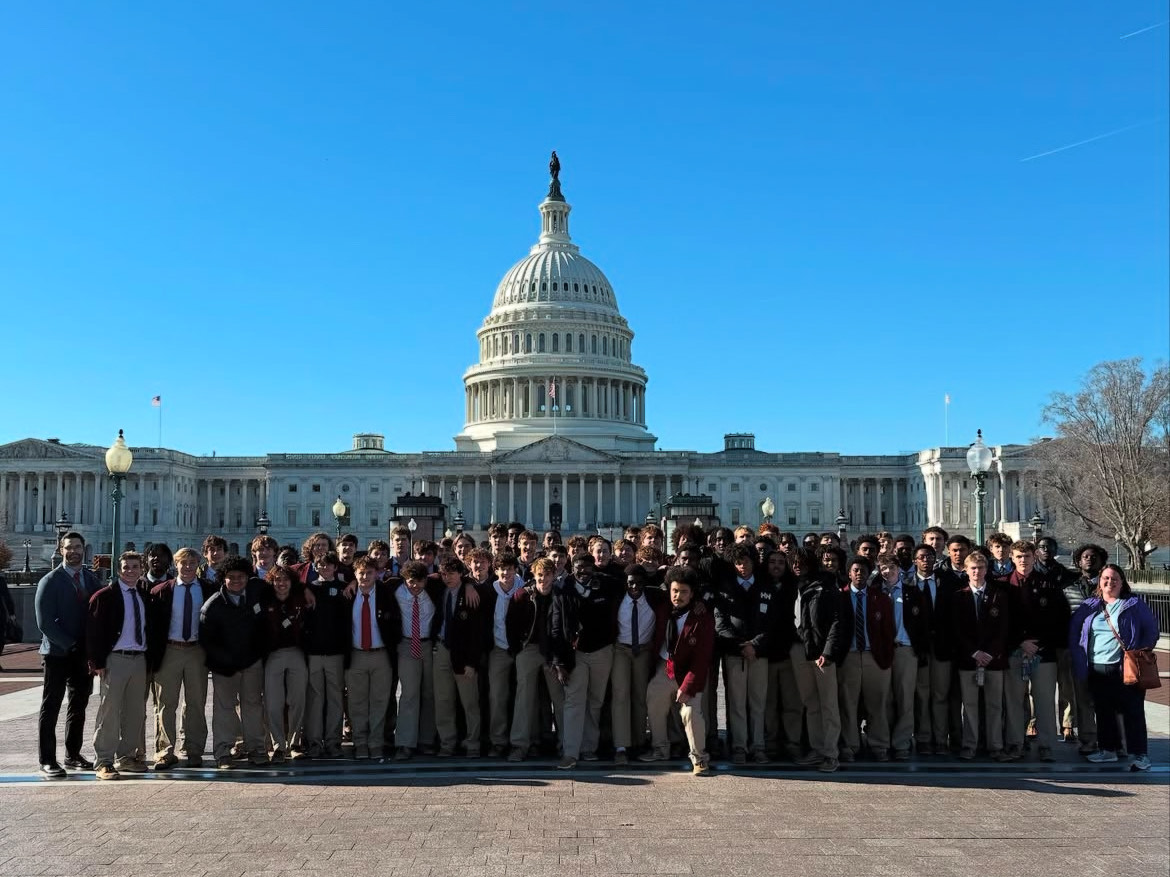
[
  {"x1": 492, "y1": 335, "x2": 499, "y2": 357},
  {"x1": 552, "y1": 333, "x2": 559, "y2": 352},
  {"x1": 603, "y1": 336, "x2": 608, "y2": 356},
  {"x1": 541, "y1": 281, "x2": 547, "y2": 292},
  {"x1": 513, "y1": 332, "x2": 519, "y2": 353},
  {"x1": 530, "y1": 281, "x2": 536, "y2": 292},
  {"x1": 579, "y1": 333, "x2": 585, "y2": 352},
  {"x1": 525, "y1": 333, "x2": 533, "y2": 353},
  {"x1": 565, "y1": 333, "x2": 572, "y2": 352},
  {"x1": 573, "y1": 283, "x2": 579, "y2": 292},
  {"x1": 552, "y1": 282, "x2": 558, "y2": 291},
  {"x1": 502, "y1": 334, "x2": 509, "y2": 354},
  {"x1": 591, "y1": 335, "x2": 598, "y2": 354},
  {"x1": 539, "y1": 333, "x2": 546, "y2": 352}
]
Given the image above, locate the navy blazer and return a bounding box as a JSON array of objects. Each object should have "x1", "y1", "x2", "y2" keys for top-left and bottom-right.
[{"x1": 35, "y1": 565, "x2": 102, "y2": 656}]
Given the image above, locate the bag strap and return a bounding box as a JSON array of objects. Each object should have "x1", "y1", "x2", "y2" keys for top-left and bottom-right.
[{"x1": 1100, "y1": 602, "x2": 1126, "y2": 648}]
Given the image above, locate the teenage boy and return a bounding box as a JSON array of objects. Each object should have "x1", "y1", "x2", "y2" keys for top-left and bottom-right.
[
  {"x1": 1061, "y1": 544, "x2": 1108, "y2": 754},
  {"x1": 515, "y1": 531, "x2": 539, "y2": 581},
  {"x1": 837, "y1": 558, "x2": 894, "y2": 762},
  {"x1": 388, "y1": 526, "x2": 413, "y2": 576},
  {"x1": 986, "y1": 533, "x2": 1015, "y2": 579},
  {"x1": 952, "y1": 551, "x2": 1012, "y2": 760},
  {"x1": 433, "y1": 557, "x2": 485, "y2": 757},
  {"x1": 484, "y1": 552, "x2": 523, "y2": 756},
  {"x1": 294, "y1": 532, "x2": 335, "y2": 585},
  {"x1": 505, "y1": 557, "x2": 559, "y2": 762},
  {"x1": 610, "y1": 565, "x2": 663, "y2": 763},
  {"x1": 346, "y1": 556, "x2": 399, "y2": 760},
  {"x1": 876, "y1": 553, "x2": 916, "y2": 760},
  {"x1": 715, "y1": 544, "x2": 773, "y2": 764},
  {"x1": 199, "y1": 556, "x2": 269, "y2": 768},
  {"x1": 87, "y1": 552, "x2": 151, "y2": 780},
  {"x1": 642, "y1": 566, "x2": 715, "y2": 775},
  {"x1": 1003, "y1": 540, "x2": 1069, "y2": 762},
  {"x1": 562, "y1": 552, "x2": 621, "y2": 762},
  {"x1": 392, "y1": 561, "x2": 444, "y2": 760},
  {"x1": 790, "y1": 549, "x2": 846, "y2": 773},
  {"x1": 303, "y1": 551, "x2": 350, "y2": 758},
  {"x1": 907, "y1": 544, "x2": 956, "y2": 756},
  {"x1": 146, "y1": 547, "x2": 209, "y2": 769}
]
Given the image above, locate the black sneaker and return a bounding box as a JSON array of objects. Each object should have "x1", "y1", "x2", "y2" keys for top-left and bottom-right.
[
  {"x1": 39, "y1": 763, "x2": 66, "y2": 779},
  {"x1": 64, "y1": 755, "x2": 95, "y2": 770}
]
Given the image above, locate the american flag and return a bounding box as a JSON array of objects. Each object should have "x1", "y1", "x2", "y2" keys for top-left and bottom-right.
[
  {"x1": 151, "y1": 395, "x2": 162, "y2": 407},
  {"x1": 548, "y1": 379, "x2": 556, "y2": 400}
]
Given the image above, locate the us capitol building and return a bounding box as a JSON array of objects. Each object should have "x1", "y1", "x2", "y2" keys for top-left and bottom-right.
[{"x1": 0, "y1": 158, "x2": 1049, "y2": 561}]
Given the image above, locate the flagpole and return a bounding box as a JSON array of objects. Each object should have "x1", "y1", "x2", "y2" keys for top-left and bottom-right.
[
  {"x1": 944, "y1": 394, "x2": 949, "y2": 447},
  {"x1": 158, "y1": 399, "x2": 163, "y2": 449}
]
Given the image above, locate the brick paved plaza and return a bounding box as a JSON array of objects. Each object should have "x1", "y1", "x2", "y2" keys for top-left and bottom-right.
[{"x1": 1, "y1": 643, "x2": 1167, "y2": 877}]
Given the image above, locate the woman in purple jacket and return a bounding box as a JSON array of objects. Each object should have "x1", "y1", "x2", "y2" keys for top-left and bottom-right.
[{"x1": 1068, "y1": 564, "x2": 1159, "y2": 771}]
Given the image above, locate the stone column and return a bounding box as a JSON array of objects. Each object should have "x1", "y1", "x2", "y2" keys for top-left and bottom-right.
[
  {"x1": 560, "y1": 475, "x2": 568, "y2": 528},
  {"x1": 596, "y1": 474, "x2": 604, "y2": 526},
  {"x1": 592, "y1": 380, "x2": 599, "y2": 419},
  {"x1": 543, "y1": 475, "x2": 551, "y2": 529},
  {"x1": 223, "y1": 479, "x2": 232, "y2": 533},
  {"x1": 35, "y1": 472, "x2": 46, "y2": 531},
  {"x1": 241, "y1": 478, "x2": 251, "y2": 533},
  {"x1": 614, "y1": 475, "x2": 621, "y2": 526},
  {"x1": 525, "y1": 477, "x2": 533, "y2": 528},
  {"x1": 473, "y1": 477, "x2": 481, "y2": 529},
  {"x1": 1016, "y1": 475, "x2": 1026, "y2": 524},
  {"x1": 578, "y1": 474, "x2": 586, "y2": 530},
  {"x1": 489, "y1": 475, "x2": 497, "y2": 524}
]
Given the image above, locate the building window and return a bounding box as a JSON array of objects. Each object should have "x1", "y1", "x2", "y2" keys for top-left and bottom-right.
[
  {"x1": 513, "y1": 332, "x2": 519, "y2": 352},
  {"x1": 312, "y1": 510, "x2": 321, "y2": 527},
  {"x1": 370, "y1": 484, "x2": 379, "y2": 493},
  {"x1": 539, "y1": 334, "x2": 546, "y2": 352},
  {"x1": 370, "y1": 512, "x2": 379, "y2": 527},
  {"x1": 552, "y1": 334, "x2": 559, "y2": 352},
  {"x1": 312, "y1": 484, "x2": 321, "y2": 493},
  {"x1": 579, "y1": 333, "x2": 585, "y2": 352},
  {"x1": 759, "y1": 483, "x2": 768, "y2": 491},
  {"x1": 151, "y1": 509, "x2": 158, "y2": 526},
  {"x1": 730, "y1": 508, "x2": 741, "y2": 526},
  {"x1": 287, "y1": 508, "x2": 297, "y2": 527},
  {"x1": 811, "y1": 512, "x2": 820, "y2": 526},
  {"x1": 811, "y1": 482, "x2": 820, "y2": 492},
  {"x1": 788, "y1": 483, "x2": 797, "y2": 492},
  {"x1": 730, "y1": 483, "x2": 740, "y2": 492},
  {"x1": 603, "y1": 336, "x2": 608, "y2": 355},
  {"x1": 288, "y1": 484, "x2": 297, "y2": 493},
  {"x1": 565, "y1": 333, "x2": 572, "y2": 352},
  {"x1": 788, "y1": 514, "x2": 797, "y2": 526},
  {"x1": 708, "y1": 483, "x2": 717, "y2": 492},
  {"x1": 591, "y1": 335, "x2": 598, "y2": 354},
  {"x1": 152, "y1": 481, "x2": 158, "y2": 491},
  {"x1": 526, "y1": 334, "x2": 533, "y2": 353},
  {"x1": 133, "y1": 508, "x2": 140, "y2": 525},
  {"x1": 341, "y1": 484, "x2": 351, "y2": 493}
]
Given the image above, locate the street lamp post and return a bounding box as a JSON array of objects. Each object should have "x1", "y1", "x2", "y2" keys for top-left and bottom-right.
[
  {"x1": 331, "y1": 496, "x2": 347, "y2": 541},
  {"x1": 1028, "y1": 512, "x2": 1045, "y2": 543},
  {"x1": 407, "y1": 518, "x2": 418, "y2": 554},
  {"x1": 22, "y1": 539, "x2": 32, "y2": 574},
  {"x1": 105, "y1": 429, "x2": 134, "y2": 563},
  {"x1": 836, "y1": 509, "x2": 849, "y2": 548},
  {"x1": 51, "y1": 512, "x2": 72, "y2": 566},
  {"x1": 256, "y1": 510, "x2": 271, "y2": 536},
  {"x1": 761, "y1": 497, "x2": 775, "y2": 525},
  {"x1": 966, "y1": 429, "x2": 993, "y2": 547}
]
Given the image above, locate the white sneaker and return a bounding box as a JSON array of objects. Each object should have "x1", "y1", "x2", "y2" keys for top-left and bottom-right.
[
  {"x1": 1086, "y1": 749, "x2": 1118, "y2": 763},
  {"x1": 1130, "y1": 754, "x2": 1151, "y2": 771}
]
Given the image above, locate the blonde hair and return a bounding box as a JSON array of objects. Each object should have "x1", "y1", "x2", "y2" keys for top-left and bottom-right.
[{"x1": 174, "y1": 547, "x2": 200, "y2": 563}]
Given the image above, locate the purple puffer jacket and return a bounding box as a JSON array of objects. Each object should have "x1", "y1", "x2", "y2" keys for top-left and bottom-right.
[{"x1": 1068, "y1": 595, "x2": 1160, "y2": 681}]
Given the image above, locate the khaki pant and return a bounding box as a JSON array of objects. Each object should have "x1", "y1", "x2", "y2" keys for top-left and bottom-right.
[
  {"x1": 723, "y1": 653, "x2": 768, "y2": 754},
  {"x1": 887, "y1": 646, "x2": 918, "y2": 754},
  {"x1": 838, "y1": 650, "x2": 891, "y2": 755},
  {"x1": 701, "y1": 657, "x2": 721, "y2": 744},
  {"x1": 576, "y1": 646, "x2": 613, "y2": 756},
  {"x1": 434, "y1": 643, "x2": 481, "y2": 754},
  {"x1": 487, "y1": 648, "x2": 515, "y2": 748},
  {"x1": 345, "y1": 648, "x2": 392, "y2": 756},
  {"x1": 914, "y1": 654, "x2": 952, "y2": 748},
  {"x1": 1004, "y1": 656, "x2": 1058, "y2": 750},
  {"x1": 305, "y1": 653, "x2": 345, "y2": 749},
  {"x1": 264, "y1": 647, "x2": 307, "y2": 751},
  {"x1": 765, "y1": 659, "x2": 804, "y2": 756},
  {"x1": 610, "y1": 643, "x2": 653, "y2": 749},
  {"x1": 1065, "y1": 654, "x2": 1097, "y2": 746},
  {"x1": 94, "y1": 652, "x2": 148, "y2": 768},
  {"x1": 152, "y1": 643, "x2": 208, "y2": 759},
  {"x1": 790, "y1": 644, "x2": 841, "y2": 759},
  {"x1": 395, "y1": 642, "x2": 435, "y2": 750},
  {"x1": 646, "y1": 662, "x2": 707, "y2": 766},
  {"x1": 509, "y1": 644, "x2": 546, "y2": 749},
  {"x1": 546, "y1": 661, "x2": 588, "y2": 759},
  {"x1": 211, "y1": 661, "x2": 265, "y2": 760},
  {"x1": 958, "y1": 668, "x2": 1004, "y2": 753}
]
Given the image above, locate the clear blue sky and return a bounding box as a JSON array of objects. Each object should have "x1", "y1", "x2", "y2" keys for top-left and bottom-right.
[{"x1": 2, "y1": 2, "x2": 1166, "y2": 457}]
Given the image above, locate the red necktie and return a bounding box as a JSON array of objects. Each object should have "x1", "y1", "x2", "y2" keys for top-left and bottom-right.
[
  {"x1": 410, "y1": 594, "x2": 421, "y2": 659},
  {"x1": 361, "y1": 593, "x2": 372, "y2": 650}
]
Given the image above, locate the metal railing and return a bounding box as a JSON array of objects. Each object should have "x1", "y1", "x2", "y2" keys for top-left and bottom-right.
[{"x1": 1133, "y1": 585, "x2": 1170, "y2": 638}]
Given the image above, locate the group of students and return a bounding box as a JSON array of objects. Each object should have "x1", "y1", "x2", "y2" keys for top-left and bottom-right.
[{"x1": 34, "y1": 519, "x2": 1160, "y2": 780}]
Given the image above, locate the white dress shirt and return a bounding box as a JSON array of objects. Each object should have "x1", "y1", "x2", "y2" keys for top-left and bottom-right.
[
  {"x1": 492, "y1": 580, "x2": 516, "y2": 650},
  {"x1": 167, "y1": 578, "x2": 204, "y2": 642},
  {"x1": 352, "y1": 588, "x2": 385, "y2": 649},
  {"x1": 112, "y1": 581, "x2": 146, "y2": 652},
  {"x1": 617, "y1": 593, "x2": 656, "y2": 648},
  {"x1": 395, "y1": 586, "x2": 435, "y2": 640}
]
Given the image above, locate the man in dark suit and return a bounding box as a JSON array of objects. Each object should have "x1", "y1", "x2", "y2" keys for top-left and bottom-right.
[
  {"x1": 836, "y1": 557, "x2": 895, "y2": 762},
  {"x1": 431, "y1": 557, "x2": 486, "y2": 758},
  {"x1": 87, "y1": 551, "x2": 151, "y2": 780},
  {"x1": 345, "y1": 555, "x2": 400, "y2": 760},
  {"x1": 906, "y1": 544, "x2": 957, "y2": 756},
  {"x1": 34, "y1": 531, "x2": 102, "y2": 777}
]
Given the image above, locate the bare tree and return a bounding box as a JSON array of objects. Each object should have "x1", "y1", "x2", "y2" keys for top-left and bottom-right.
[{"x1": 1037, "y1": 358, "x2": 1169, "y2": 568}]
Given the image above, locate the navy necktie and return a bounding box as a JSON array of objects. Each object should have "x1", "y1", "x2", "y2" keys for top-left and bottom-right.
[
  {"x1": 854, "y1": 591, "x2": 865, "y2": 652},
  {"x1": 181, "y1": 582, "x2": 193, "y2": 641},
  {"x1": 131, "y1": 588, "x2": 143, "y2": 646}
]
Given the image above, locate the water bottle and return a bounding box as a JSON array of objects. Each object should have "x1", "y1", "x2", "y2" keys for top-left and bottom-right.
[
  {"x1": 975, "y1": 666, "x2": 985, "y2": 687},
  {"x1": 1021, "y1": 654, "x2": 1037, "y2": 681}
]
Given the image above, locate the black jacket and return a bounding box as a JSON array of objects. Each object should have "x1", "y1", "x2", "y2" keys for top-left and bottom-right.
[
  {"x1": 765, "y1": 578, "x2": 799, "y2": 661},
  {"x1": 303, "y1": 580, "x2": 352, "y2": 658},
  {"x1": 903, "y1": 573, "x2": 959, "y2": 662},
  {"x1": 794, "y1": 572, "x2": 846, "y2": 664},
  {"x1": 714, "y1": 575, "x2": 775, "y2": 658},
  {"x1": 199, "y1": 585, "x2": 267, "y2": 676},
  {"x1": 565, "y1": 575, "x2": 622, "y2": 653}
]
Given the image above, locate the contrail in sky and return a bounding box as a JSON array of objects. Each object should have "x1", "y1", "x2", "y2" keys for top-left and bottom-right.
[
  {"x1": 1120, "y1": 20, "x2": 1168, "y2": 39},
  {"x1": 1019, "y1": 119, "x2": 1158, "y2": 162}
]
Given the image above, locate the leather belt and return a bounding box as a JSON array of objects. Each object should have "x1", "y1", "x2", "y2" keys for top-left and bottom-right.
[
  {"x1": 110, "y1": 649, "x2": 146, "y2": 657},
  {"x1": 168, "y1": 640, "x2": 200, "y2": 648}
]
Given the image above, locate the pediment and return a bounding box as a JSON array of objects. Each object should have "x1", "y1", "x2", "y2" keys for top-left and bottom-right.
[
  {"x1": 0, "y1": 438, "x2": 100, "y2": 461},
  {"x1": 494, "y1": 436, "x2": 620, "y2": 465}
]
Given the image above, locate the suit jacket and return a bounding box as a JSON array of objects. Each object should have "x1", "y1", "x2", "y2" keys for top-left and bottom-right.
[
  {"x1": 951, "y1": 582, "x2": 1012, "y2": 671},
  {"x1": 1012, "y1": 569, "x2": 1071, "y2": 661},
  {"x1": 432, "y1": 576, "x2": 487, "y2": 674},
  {"x1": 903, "y1": 573, "x2": 959, "y2": 662},
  {"x1": 349, "y1": 581, "x2": 402, "y2": 669},
  {"x1": 795, "y1": 573, "x2": 847, "y2": 664},
  {"x1": 145, "y1": 577, "x2": 211, "y2": 672},
  {"x1": 838, "y1": 584, "x2": 896, "y2": 670},
  {"x1": 87, "y1": 580, "x2": 150, "y2": 671},
  {"x1": 35, "y1": 565, "x2": 102, "y2": 656},
  {"x1": 650, "y1": 600, "x2": 715, "y2": 698}
]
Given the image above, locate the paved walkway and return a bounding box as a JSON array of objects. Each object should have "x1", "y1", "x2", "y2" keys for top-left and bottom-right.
[{"x1": 1, "y1": 642, "x2": 1167, "y2": 877}]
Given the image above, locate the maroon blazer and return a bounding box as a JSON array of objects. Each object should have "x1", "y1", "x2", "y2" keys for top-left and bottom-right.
[
  {"x1": 951, "y1": 582, "x2": 1013, "y2": 671},
  {"x1": 650, "y1": 601, "x2": 715, "y2": 699},
  {"x1": 838, "y1": 584, "x2": 896, "y2": 670},
  {"x1": 87, "y1": 580, "x2": 150, "y2": 672}
]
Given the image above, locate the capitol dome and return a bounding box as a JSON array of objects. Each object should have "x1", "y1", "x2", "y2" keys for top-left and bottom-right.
[{"x1": 454, "y1": 155, "x2": 657, "y2": 453}]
